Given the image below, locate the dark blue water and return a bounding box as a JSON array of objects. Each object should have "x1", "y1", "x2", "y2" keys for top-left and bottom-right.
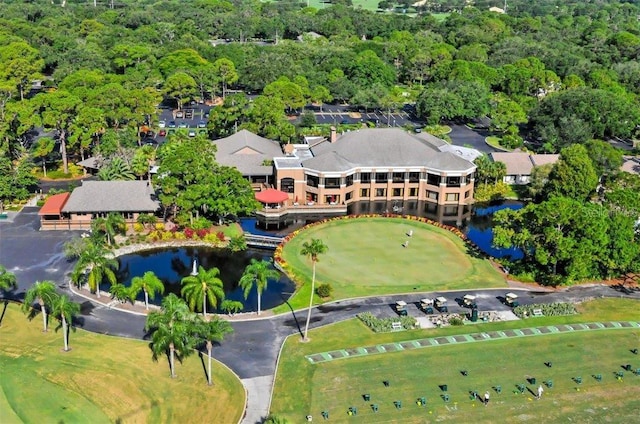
[
  {"x1": 464, "y1": 200, "x2": 525, "y2": 260},
  {"x1": 114, "y1": 247, "x2": 295, "y2": 312}
]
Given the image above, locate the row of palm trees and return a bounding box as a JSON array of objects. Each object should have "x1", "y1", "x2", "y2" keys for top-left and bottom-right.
[
  {"x1": 21, "y1": 280, "x2": 81, "y2": 352},
  {"x1": 145, "y1": 293, "x2": 233, "y2": 382}
]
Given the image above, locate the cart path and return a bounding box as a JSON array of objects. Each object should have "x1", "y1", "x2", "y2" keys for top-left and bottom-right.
[{"x1": 305, "y1": 321, "x2": 640, "y2": 364}]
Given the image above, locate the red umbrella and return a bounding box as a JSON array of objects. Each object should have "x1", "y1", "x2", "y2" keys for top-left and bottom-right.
[{"x1": 255, "y1": 188, "x2": 289, "y2": 203}]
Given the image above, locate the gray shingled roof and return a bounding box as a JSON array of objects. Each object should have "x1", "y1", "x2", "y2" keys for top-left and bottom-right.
[
  {"x1": 62, "y1": 180, "x2": 159, "y2": 213},
  {"x1": 304, "y1": 128, "x2": 475, "y2": 172},
  {"x1": 76, "y1": 156, "x2": 101, "y2": 170},
  {"x1": 490, "y1": 152, "x2": 534, "y2": 175},
  {"x1": 212, "y1": 129, "x2": 282, "y2": 176}
]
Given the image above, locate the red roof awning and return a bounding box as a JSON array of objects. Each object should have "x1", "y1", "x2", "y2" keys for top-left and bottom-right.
[
  {"x1": 39, "y1": 192, "x2": 70, "y2": 216},
  {"x1": 255, "y1": 188, "x2": 289, "y2": 204}
]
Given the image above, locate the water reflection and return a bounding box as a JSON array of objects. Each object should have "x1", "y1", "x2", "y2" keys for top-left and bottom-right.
[
  {"x1": 114, "y1": 247, "x2": 295, "y2": 312},
  {"x1": 242, "y1": 199, "x2": 525, "y2": 259}
]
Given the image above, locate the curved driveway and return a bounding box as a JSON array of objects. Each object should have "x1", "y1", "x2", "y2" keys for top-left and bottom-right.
[{"x1": 2, "y1": 208, "x2": 640, "y2": 423}]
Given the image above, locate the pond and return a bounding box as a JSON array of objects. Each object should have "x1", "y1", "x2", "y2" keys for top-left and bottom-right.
[
  {"x1": 463, "y1": 200, "x2": 525, "y2": 260},
  {"x1": 114, "y1": 247, "x2": 296, "y2": 312}
]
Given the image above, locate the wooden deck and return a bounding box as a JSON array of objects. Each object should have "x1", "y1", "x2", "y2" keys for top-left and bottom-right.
[{"x1": 255, "y1": 203, "x2": 347, "y2": 218}]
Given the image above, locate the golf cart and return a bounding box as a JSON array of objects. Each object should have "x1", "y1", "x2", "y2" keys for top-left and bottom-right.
[
  {"x1": 463, "y1": 294, "x2": 477, "y2": 308},
  {"x1": 420, "y1": 298, "x2": 434, "y2": 314},
  {"x1": 435, "y1": 296, "x2": 448, "y2": 313},
  {"x1": 395, "y1": 300, "x2": 408, "y2": 316},
  {"x1": 505, "y1": 292, "x2": 519, "y2": 308}
]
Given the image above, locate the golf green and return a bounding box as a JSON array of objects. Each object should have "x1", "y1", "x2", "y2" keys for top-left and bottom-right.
[{"x1": 280, "y1": 217, "x2": 505, "y2": 303}]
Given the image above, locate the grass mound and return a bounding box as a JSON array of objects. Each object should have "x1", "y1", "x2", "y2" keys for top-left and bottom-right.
[
  {"x1": 279, "y1": 217, "x2": 505, "y2": 309},
  {"x1": 0, "y1": 303, "x2": 244, "y2": 423}
]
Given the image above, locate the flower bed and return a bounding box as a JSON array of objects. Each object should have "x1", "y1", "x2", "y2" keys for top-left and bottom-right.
[{"x1": 357, "y1": 312, "x2": 417, "y2": 332}]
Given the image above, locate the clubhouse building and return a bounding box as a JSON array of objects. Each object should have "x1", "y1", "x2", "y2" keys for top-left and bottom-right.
[{"x1": 39, "y1": 128, "x2": 477, "y2": 229}]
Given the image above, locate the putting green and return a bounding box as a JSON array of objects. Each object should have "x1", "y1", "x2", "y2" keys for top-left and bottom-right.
[{"x1": 280, "y1": 217, "x2": 505, "y2": 303}]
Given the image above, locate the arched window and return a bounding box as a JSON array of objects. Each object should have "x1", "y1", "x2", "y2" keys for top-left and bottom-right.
[{"x1": 280, "y1": 178, "x2": 295, "y2": 193}]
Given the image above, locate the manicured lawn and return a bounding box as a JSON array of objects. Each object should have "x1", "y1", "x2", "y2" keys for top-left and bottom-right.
[
  {"x1": 0, "y1": 303, "x2": 245, "y2": 423},
  {"x1": 271, "y1": 299, "x2": 640, "y2": 422},
  {"x1": 278, "y1": 217, "x2": 505, "y2": 311}
]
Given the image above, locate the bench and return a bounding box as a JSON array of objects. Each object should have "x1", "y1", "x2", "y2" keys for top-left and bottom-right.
[{"x1": 532, "y1": 309, "x2": 543, "y2": 317}]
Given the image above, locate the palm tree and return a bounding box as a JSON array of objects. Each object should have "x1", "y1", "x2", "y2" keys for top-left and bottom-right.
[
  {"x1": 194, "y1": 316, "x2": 233, "y2": 385},
  {"x1": 239, "y1": 259, "x2": 280, "y2": 315},
  {"x1": 51, "y1": 294, "x2": 80, "y2": 352},
  {"x1": 22, "y1": 280, "x2": 59, "y2": 332},
  {"x1": 220, "y1": 299, "x2": 243, "y2": 316},
  {"x1": 91, "y1": 212, "x2": 126, "y2": 246},
  {"x1": 180, "y1": 266, "x2": 225, "y2": 318},
  {"x1": 0, "y1": 265, "x2": 17, "y2": 294},
  {"x1": 0, "y1": 265, "x2": 17, "y2": 327},
  {"x1": 300, "y1": 238, "x2": 328, "y2": 341},
  {"x1": 74, "y1": 243, "x2": 118, "y2": 298},
  {"x1": 130, "y1": 271, "x2": 165, "y2": 310},
  {"x1": 109, "y1": 283, "x2": 132, "y2": 304},
  {"x1": 136, "y1": 213, "x2": 157, "y2": 232},
  {"x1": 145, "y1": 294, "x2": 197, "y2": 378}
]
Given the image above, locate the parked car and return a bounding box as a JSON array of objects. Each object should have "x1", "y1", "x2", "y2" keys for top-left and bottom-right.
[
  {"x1": 168, "y1": 121, "x2": 176, "y2": 128},
  {"x1": 146, "y1": 130, "x2": 155, "y2": 138},
  {"x1": 178, "y1": 122, "x2": 188, "y2": 128},
  {"x1": 143, "y1": 138, "x2": 158, "y2": 146},
  {"x1": 158, "y1": 129, "x2": 166, "y2": 137},
  {"x1": 198, "y1": 120, "x2": 206, "y2": 128},
  {"x1": 188, "y1": 129, "x2": 196, "y2": 137},
  {"x1": 158, "y1": 120, "x2": 166, "y2": 128},
  {"x1": 167, "y1": 129, "x2": 176, "y2": 135},
  {"x1": 176, "y1": 110, "x2": 184, "y2": 118}
]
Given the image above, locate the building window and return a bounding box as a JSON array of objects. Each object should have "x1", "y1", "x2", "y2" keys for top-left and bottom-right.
[
  {"x1": 427, "y1": 173, "x2": 441, "y2": 186},
  {"x1": 392, "y1": 172, "x2": 404, "y2": 183},
  {"x1": 409, "y1": 187, "x2": 418, "y2": 197},
  {"x1": 324, "y1": 177, "x2": 340, "y2": 188},
  {"x1": 446, "y1": 176, "x2": 461, "y2": 187},
  {"x1": 375, "y1": 172, "x2": 388, "y2": 183},
  {"x1": 424, "y1": 202, "x2": 438, "y2": 213},
  {"x1": 360, "y1": 172, "x2": 371, "y2": 183},
  {"x1": 444, "y1": 206, "x2": 459, "y2": 216},
  {"x1": 427, "y1": 190, "x2": 438, "y2": 200},
  {"x1": 375, "y1": 188, "x2": 386, "y2": 197},
  {"x1": 360, "y1": 188, "x2": 370, "y2": 197},
  {"x1": 464, "y1": 174, "x2": 472, "y2": 184},
  {"x1": 123, "y1": 212, "x2": 134, "y2": 219},
  {"x1": 392, "y1": 188, "x2": 403, "y2": 197},
  {"x1": 408, "y1": 172, "x2": 420, "y2": 183},
  {"x1": 306, "y1": 175, "x2": 319, "y2": 187},
  {"x1": 465, "y1": 190, "x2": 471, "y2": 199},
  {"x1": 346, "y1": 174, "x2": 354, "y2": 186},
  {"x1": 280, "y1": 178, "x2": 295, "y2": 193},
  {"x1": 446, "y1": 193, "x2": 459, "y2": 202},
  {"x1": 345, "y1": 191, "x2": 353, "y2": 201},
  {"x1": 306, "y1": 192, "x2": 317, "y2": 203}
]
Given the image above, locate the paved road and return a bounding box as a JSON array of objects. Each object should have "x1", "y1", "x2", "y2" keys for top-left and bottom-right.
[
  {"x1": 448, "y1": 124, "x2": 496, "y2": 153},
  {"x1": 2, "y1": 209, "x2": 640, "y2": 423}
]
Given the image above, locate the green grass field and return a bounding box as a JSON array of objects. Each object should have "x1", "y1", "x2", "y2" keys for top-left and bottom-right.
[
  {"x1": 278, "y1": 218, "x2": 505, "y2": 311},
  {"x1": 0, "y1": 303, "x2": 244, "y2": 423},
  {"x1": 271, "y1": 299, "x2": 640, "y2": 422}
]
